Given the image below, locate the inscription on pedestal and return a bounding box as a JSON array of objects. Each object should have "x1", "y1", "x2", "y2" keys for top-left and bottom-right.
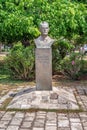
[{"x1": 35, "y1": 48, "x2": 52, "y2": 90}]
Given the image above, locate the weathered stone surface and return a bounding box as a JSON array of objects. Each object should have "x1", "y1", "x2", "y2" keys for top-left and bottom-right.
[
  {"x1": 58, "y1": 120, "x2": 69, "y2": 127},
  {"x1": 70, "y1": 118, "x2": 80, "y2": 123},
  {"x1": 20, "y1": 129, "x2": 31, "y2": 130},
  {"x1": 14, "y1": 112, "x2": 24, "y2": 118},
  {"x1": 45, "y1": 126, "x2": 57, "y2": 130},
  {"x1": 58, "y1": 128, "x2": 70, "y2": 130},
  {"x1": 7, "y1": 126, "x2": 19, "y2": 130},
  {"x1": 84, "y1": 127, "x2": 87, "y2": 130},
  {"x1": 0, "y1": 129, "x2": 6, "y2": 130},
  {"x1": 0, "y1": 120, "x2": 10, "y2": 129},
  {"x1": 33, "y1": 128, "x2": 44, "y2": 130},
  {"x1": 10, "y1": 117, "x2": 23, "y2": 125},
  {"x1": 7, "y1": 87, "x2": 79, "y2": 110},
  {"x1": 35, "y1": 48, "x2": 52, "y2": 90},
  {"x1": 0, "y1": 111, "x2": 87, "y2": 130},
  {"x1": 50, "y1": 93, "x2": 58, "y2": 99},
  {"x1": 34, "y1": 120, "x2": 44, "y2": 127},
  {"x1": 21, "y1": 121, "x2": 32, "y2": 128},
  {"x1": 1, "y1": 85, "x2": 87, "y2": 130},
  {"x1": 71, "y1": 123, "x2": 83, "y2": 130},
  {"x1": 0, "y1": 112, "x2": 5, "y2": 119}
]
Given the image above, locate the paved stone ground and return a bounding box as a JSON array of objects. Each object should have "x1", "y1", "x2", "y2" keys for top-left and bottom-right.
[
  {"x1": 0, "y1": 85, "x2": 87, "y2": 130},
  {"x1": 0, "y1": 111, "x2": 87, "y2": 130},
  {"x1": 5, "y1": 86, "x2": 87, "y2": 111}
]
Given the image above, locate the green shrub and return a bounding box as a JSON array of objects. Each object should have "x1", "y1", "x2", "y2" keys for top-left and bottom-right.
[
  {"x1": 61, "y1": 52, "x2": 84, "y2": 80},
  {"x1": 52, "y1": 48, "x2": 62, "y2": 74},
  {"x1": 0, "y1": 59, "x2": 7, "y2": 74},
  {"x1": 80, "y1": 59, "x2": 87, "y2": 75},
  {"x1": 58, "y1": 39, "x2": 74, "y2": 59},
  {"x1": 52, "y1": 39, "x2": 74, "y2": 74},
  {"x1": 5, "y1": 42, "x2": 35, "y2": 80}
]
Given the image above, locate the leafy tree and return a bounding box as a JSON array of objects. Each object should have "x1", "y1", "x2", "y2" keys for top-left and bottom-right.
[
  {"x1": 71, "y1": 0, "x2": 87, "y2": 4},
  {"x1": 0, "y1": 0, "x2": 39, "y2": 45},
  {"x1": 0, "y1": 0, "x2": 87, "y2": 79},
  {"x1": 0, "y1": 0, "x2": 86, "y2": 47}
]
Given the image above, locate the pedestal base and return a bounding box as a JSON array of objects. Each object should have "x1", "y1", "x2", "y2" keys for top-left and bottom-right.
[
  {"x1": 7, "y1": 87, "x2": 79, "y2": 110},
  {"x1": 35, "y1": 48, "x2": 52, "y2": 90}
]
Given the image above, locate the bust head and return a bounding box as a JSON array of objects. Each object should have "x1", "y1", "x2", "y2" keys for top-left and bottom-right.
[
  {"x1": 39, "y1": 21, "x2": 49, "y2": 37},
  {"x1": 34, "y1": 21, "x2": 55, "y2": 48}
]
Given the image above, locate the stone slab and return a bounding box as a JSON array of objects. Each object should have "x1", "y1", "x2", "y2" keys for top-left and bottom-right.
[
  {"x1": 35, "y1": 48, "x2": 52, "y2": 90},
  {"x1": 7, "y1": 87, "x2": 79, "y2": 110},
  {"x1": 1, "y1": 111, "x2": 87, "y2": 130}
]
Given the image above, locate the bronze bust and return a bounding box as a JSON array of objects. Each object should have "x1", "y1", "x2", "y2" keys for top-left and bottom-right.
[{"x1": 34, "y1": 21, "x2": 55, "y2": 48}]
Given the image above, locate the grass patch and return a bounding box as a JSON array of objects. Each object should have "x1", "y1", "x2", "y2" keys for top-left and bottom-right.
[
  {"x1": 5, "y1": 108, "x2": 84, "y2": 113},
  {"x1": 0, "y1": 97, "x2": 13, "y2": 109}
]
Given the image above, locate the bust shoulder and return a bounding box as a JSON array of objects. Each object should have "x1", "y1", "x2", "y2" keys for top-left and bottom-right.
[
  {"x1": 34, "y1": 36, "x2": 41, "y2": 44},
  {"x1": 34, "y1": 36, "x2": 55, "y2": 48}
]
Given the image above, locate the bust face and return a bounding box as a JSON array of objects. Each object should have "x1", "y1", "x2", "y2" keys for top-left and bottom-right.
[{"x1": 40, "y1": 22, "x2": 49, "y2": 36}]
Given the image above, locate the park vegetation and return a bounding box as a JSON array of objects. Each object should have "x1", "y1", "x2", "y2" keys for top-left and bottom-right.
[{"x1": 0, "y1": 0, "x2": 87, "y2": 80}]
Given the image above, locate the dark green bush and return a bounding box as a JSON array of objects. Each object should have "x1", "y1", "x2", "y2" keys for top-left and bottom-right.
[
  {"x1": 5, "y1": 42, "x2": 35, "y2": 80},
  {"x1": 61, "y1": 52, "x2": 84, "y2": 80},
  {"x1": 80, "y1": 59, "x2": 87, "y2": 75},
  {"x1": 52, "y1": 39, "x2": 74, "y2": 74},
  {"x1": 52, "y1": 48, "x2": 62, "y2": 74},
  {"x1": 0, "y1": 59, "x2": 7, "y2": 74},
  {"x1": 57, "y1": 39, "x2": 74, "y2": 59}
]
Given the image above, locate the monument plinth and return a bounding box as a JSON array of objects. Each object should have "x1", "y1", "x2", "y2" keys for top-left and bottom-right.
[
  {"x1": 34, "y1": 21, "x2": 55, "y2": 91},
  {"x1": 35, "y1": 48, "x2": 52, "y2": 90}
]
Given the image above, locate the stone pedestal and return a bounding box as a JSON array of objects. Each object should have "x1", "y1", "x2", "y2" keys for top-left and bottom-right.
[{"x1": 35, "y1": 48, "x2": 52, "y2": 90}]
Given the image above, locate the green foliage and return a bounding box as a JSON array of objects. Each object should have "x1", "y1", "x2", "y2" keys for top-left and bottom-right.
[
  {"x1": 52, "y1": 48, "x2": 62, "y2": 74},
  {"x1": 5, "y1": 42, "x2": 35, "y2": 80},
  {"x1": 29, "y1": 0, "x2": 87, "y2": 45},
  {"x1": 72, "y1": 0, "x2": 87, "y2": 4},
  {"x1": 0, "y1": 0, "x2": 87, "y2": 46},
  {"x1": 0, "y1": 59, "x2": 6, "y2": 73},
  {"x1": 0, "y1": 0, "x2": 40, "y2": 44},
  {"x1": 0, "y1": 0, "x2": 86, "y2": 81},
  {"x1": 52, "y1": 39, "x2": 74, "y2": 73},
  {"x1": 80, "y1": 58, "x2": 87, "y2": 74},
  {"x1": 61, "y1": 52, "x2": 84, "y2": 80},
  {"x1": 57, "y1": 38, "x2": 74, "y2": 59},
  {"x1": 0, "y1": 57, "x2": 9, "y2": 81}
]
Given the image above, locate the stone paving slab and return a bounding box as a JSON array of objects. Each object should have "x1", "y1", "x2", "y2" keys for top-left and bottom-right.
[
  {"x1": 75, "y1": 87, "x2": 87, "y2": 111},
  {"x1": 7, "y1": 87, "x2": 79, "y2": 110},
  {"x1": 0, "y1": 85, "x2": 87, "y2": 111},
  {"x1": 0, "y1": 111, "x2": 87, "y2": 130},
  {"x1": 0, "y1": 85, "x2": 87, "y2": 130}
]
